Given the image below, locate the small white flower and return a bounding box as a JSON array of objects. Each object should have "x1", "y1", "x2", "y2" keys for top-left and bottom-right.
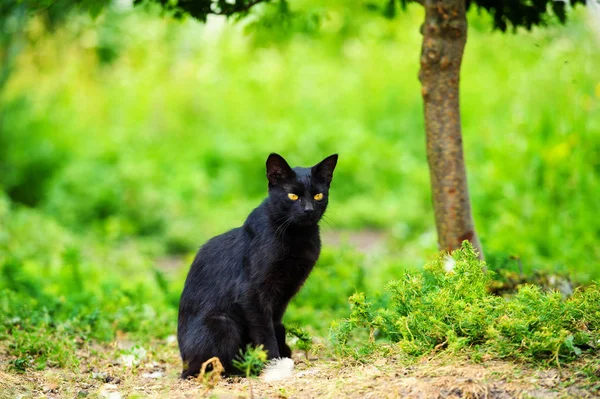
[{"x1": 443, "y1": 254, "x2": 456, "y2": 273}]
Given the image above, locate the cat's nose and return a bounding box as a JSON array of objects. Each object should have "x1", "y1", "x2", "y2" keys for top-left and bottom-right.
[{"x1": 303, "y1": 204, "x2": 314, "y2": 214}]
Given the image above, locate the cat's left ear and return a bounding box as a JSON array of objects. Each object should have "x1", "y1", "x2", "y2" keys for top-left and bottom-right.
[
  {"x1": 266, "y1": 153, "x2": 295, "y2": 185},
  {"x1": 312, "y1": 154, "x2": 338, "y2": 186}
]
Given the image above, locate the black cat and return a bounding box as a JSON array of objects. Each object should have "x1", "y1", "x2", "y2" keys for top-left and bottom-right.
[{"x1": 177, "y1": 153, "x2": 338, "y2": 378}]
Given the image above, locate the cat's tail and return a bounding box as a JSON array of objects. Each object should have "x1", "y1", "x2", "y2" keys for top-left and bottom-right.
[{"x1": 261, "y1": 358, "x2": 295, "y2": 382}]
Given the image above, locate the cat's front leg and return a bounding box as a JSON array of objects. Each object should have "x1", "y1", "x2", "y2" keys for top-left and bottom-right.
[
  {"x1": 274, "y1": 322, "x2": 292, "y2": 358},
  {"x1": 243, "y1": 302, "x2": 280, "y2": 359},
  {"x1": 251, "y1": 321, "x2": 280, "y2": 359}
]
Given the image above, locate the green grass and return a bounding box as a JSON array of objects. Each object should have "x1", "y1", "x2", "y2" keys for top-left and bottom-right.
[
  {"x1": 0, "y1": 3, "x2": 599, "y2": 374},
  {"x1": 0, "y1": 194, "x2": 176, "y2": 372}
]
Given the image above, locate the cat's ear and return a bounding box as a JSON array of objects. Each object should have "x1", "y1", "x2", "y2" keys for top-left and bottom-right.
[
  {"x1": 312, "y1": 154, "x2": 338, "y2": 186},
  {"x1": 266, "y1": 153, "x2": 295, "y2": 185}
]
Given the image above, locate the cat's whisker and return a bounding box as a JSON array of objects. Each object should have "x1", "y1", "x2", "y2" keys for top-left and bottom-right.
[
  {"x1": 272, "y1": 213, "x2": 290, "y2": 224},
  {"x1": 281, "y1": 218, "x2": 295, "y2": 237},
  {"x1": 321, "y1": 214, "x2": 339, "y2": 230},
  {"x1": 321, "y1": 217, "x2": 336, "y2": 231},
  {"x1": 274, "y1": 216, "x2": 294, "y2": 237}
]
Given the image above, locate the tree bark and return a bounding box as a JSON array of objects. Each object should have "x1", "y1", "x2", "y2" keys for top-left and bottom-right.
[{"x1": 418, "y1": 0, "x2": 484, "y2": 259}]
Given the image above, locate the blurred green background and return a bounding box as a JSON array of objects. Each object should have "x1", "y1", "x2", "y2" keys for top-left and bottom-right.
[{"x1": 0, "y1": 1, "x2": 599, "y2": 371}]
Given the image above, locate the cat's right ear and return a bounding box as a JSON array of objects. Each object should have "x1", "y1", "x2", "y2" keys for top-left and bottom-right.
[
  {"x1": 266, "y1": 153, "x2": 295, "y2": 185},
  {"x1": 312, "y1": 154, "x2": 338, "y2": 186}
]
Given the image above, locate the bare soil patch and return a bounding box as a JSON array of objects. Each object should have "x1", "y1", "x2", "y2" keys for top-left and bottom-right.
[
  {"x1": 2, "y1": 339, "x2": 597, "y2": 399},
  {"x1": 322, "y1": 230, "x2": 388, "y2": 254}
]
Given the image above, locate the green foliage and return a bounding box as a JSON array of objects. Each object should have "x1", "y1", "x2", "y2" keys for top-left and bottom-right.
[
  {"x1": 1, "y1": 0, "x2": 591, "y2": 35},
  {"x1": 285, "y1": 247, "x2": 366, "y2": 333},
  {"x1": 332, "y1": 242, "x2": 600, "y2": 365},
  {"x1": 138, "y1": 0, "x2": 589, "y2": 33},
  {"x1": 232, "y1": 345, "x2": 268, "y2": 377},
  {"x1": 285, "y1": 324, "x2": 313, "y2": 354},
  {"x1": 0, "y1": 272, "x2": 175, "y2": 371},
  {"x1": 2, "y1": 6, "x2": 596, "y2": 277},
  {"x1": 135, "y1": 0, "x2": 276, "y2": 22},
  {"x1": 465, "y1": 0, "x2": 586, "y2": 32},
  {"x1": 0, "y1": 194, "x2": 177, "y2": 372},
  {"x1": 0, "y1": 98, "x2": 72, "y2": 206},
  {"x1": 0, "y1": 0, "x2": 112, "y2": 21}
]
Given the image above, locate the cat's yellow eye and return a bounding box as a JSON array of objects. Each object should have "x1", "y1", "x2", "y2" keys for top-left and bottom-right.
[
  {"x1": 314, "y1": 193, "x2": 324, "y2": 201},
  {"x1": 288, "y1": 193, "x2": 299, "y2": 201}
]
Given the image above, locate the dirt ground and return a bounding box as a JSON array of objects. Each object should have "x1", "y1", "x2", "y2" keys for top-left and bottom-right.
[{"x1": 2, "y1": 338, "x2": 598, "y2": 399}]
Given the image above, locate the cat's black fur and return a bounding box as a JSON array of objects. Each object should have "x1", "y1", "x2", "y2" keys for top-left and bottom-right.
[{"x1": 177, "y1": 153, "x2": 338, "y2": 378}]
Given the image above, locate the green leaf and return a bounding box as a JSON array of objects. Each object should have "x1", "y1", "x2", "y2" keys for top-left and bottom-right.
[
  {"x1": 564, "y1": 335, "x2": 582, "y2": 356},
  {"x1": 383, "y1": 0, "x2": 396, "y2": 19},
  {"x1": 552, "y1": 1, "x2": 566, "y2": 24}
]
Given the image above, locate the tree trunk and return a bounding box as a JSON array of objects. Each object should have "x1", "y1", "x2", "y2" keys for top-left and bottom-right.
[{"x1": 418, "y1": 0, "x2": 484, "y2": 259}]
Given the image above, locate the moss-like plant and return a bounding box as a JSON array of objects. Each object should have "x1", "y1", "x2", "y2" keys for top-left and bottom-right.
[
  {"x1": 232, "y1": 345, "x2": 268, "y2": 378},
  {"x1": 331, "y1": 242, "x2": 600, "y2": 366}
]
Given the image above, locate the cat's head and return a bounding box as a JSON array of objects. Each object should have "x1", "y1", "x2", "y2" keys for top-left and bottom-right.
[{"x1": 266, "y1": 153, "x2": 338, "y2": 226}]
